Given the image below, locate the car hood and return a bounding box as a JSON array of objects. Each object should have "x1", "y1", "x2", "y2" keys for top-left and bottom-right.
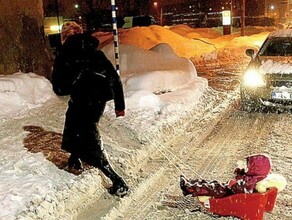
[
  {"x1": 256, "y1": 56, "x2": 292, "y2": 74},
  {"x1": 258, "y1": 56, "x2": 292, "y2": 63}
]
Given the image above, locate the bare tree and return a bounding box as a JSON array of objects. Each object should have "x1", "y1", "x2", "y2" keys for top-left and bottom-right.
[{"x1": 0, "y1": 0, "x2": 51, "y2": 78}]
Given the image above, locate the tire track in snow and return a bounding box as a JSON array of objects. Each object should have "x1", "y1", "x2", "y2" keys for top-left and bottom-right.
[
  {"x1": 113, "y1": 111, "x2": 285, "y2": 220},
  {"x1": 99, "y1": 101, "x2": 238, "y2": 219},
  {"x1": 77, "y1": 88, "x2": 236, "y2": 219},
  {"x1": 159, "y1": 112, "x2": 288, "y2": 220},
  {"x1": 189, "y1": 111, "x2": 279, "y2": 182}
]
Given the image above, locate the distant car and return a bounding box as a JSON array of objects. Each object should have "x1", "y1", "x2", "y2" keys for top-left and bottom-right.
[
  {"x1": 240, "y1": 29, "x2": 292, "y2": 111},
  {"x1": 122, "y1": 15, "x2": 156, "y2": 29}
]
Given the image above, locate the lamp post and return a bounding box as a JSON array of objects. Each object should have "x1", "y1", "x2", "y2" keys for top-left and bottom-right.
[
  {"x1": 153, "y1": 1, "x2": 163, "y2": 25},
  {"x1": 160, "y1": 6, "x2": 163, "y2": 26},
  {"x1": 153, "y1": 2, "x2": 159, "y2": 23}
]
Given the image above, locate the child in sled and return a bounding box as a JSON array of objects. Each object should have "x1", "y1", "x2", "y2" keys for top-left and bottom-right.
[{"x1": 180, "y1": 154, "x2": 286, "y2": 198}]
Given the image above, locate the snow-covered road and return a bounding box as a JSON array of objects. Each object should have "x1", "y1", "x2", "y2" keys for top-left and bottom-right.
[{"x1": 78, "y1": 99, "x2": 292, "y2": 220}]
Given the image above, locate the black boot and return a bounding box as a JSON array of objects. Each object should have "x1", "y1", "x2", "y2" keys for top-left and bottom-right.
[
  {"x1": 99, "y1": 151, "x2": 129, "y2": 197},
  {"x1": 68, "y1": 154, "x2": 83, "y2": 170},
  {"x1": 108, "y1": 176, "x2": 129, "y2": 197},
  {"x1": 108, "y1": 174, "x2": 129, "y2": 197},
  {"x1": 101, "y1": 164, "x2": 129, "y2": 197}
]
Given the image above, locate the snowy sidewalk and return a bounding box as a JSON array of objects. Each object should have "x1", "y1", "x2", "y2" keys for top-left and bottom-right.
[{"x1": 0, "y1": 73, "x2": 231, "y2": 219}]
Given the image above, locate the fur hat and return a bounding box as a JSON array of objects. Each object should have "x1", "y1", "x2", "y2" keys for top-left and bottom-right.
[
  {"x1": 61, "y1": 21, "x2": 83, "y2": 44},
  {"x1": 256, "y1": 173, "x2": 287, "y2": 193}
]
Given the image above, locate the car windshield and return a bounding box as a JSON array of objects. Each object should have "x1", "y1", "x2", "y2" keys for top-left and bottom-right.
[{"x1": 259, "y1": 37, "x2": 292, "y2": 56}]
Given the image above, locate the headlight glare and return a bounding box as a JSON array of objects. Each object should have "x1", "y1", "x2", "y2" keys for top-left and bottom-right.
[{"x1": 243, "y1": 69, "x2": 265, "y2": 87}]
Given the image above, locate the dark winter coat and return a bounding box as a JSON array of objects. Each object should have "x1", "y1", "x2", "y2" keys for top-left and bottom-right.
[
  {"x1": 52, "y1": 33, "x2": 125, "y2": 112},
  {"x1": 51, "y1": 33, "x2": 125, "y2": 156}
]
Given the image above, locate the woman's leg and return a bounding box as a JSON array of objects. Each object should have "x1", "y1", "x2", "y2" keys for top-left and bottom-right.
[
  {"x1": 68, "y1": 153, "x2": 83, "y2": 170},
  {"x1": 61, "y1": 107, "x2": 83, "y2": 170},
  {"x1": 98, "y1": 145, "x2": 129, "y2": 196},
  {"x1": 80, "y1": 124, "x2": 128, "y2": 197}
]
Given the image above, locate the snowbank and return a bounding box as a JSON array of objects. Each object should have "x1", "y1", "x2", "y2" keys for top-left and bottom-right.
[{"x1": 0, "y1": 72, "x2": 55, "y2": 119}]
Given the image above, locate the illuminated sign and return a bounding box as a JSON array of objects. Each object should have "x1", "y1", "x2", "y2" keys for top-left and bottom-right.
[{"x1": 222, "y1": 10, "x2": 231, "y2": 25}]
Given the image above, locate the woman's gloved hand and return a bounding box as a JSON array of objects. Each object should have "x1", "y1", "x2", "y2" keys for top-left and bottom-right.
[{"x1": 115, "y1": 110, "x2": 125, "y2": 117}]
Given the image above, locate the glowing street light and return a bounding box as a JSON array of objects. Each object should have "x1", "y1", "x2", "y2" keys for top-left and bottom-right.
[{"x1": 153, "y1": 1, "x2": 163, "y2": 25}]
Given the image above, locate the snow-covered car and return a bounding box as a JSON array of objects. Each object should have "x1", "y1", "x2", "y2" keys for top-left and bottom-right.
[{"x1": 240, "y1": 29, "x2": 292, "y2": 111}]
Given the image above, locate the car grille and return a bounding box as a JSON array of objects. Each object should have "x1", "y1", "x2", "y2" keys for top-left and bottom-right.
[
  {"x1": 270, "y1": 81, "x2": 292, "y2": 88},
  {"x1": 268, "y1": 73, "x2": 292, "y2": 88},
  {"x1": 263, "y1": 99, "x2": 292, "y2": 108}
]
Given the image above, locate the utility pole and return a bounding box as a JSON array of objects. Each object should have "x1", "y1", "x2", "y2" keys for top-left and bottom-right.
[
  {"x1": 230, "y1": 0, "x2": 233, "y2": 26},
  {"x1": 241, "y1": 0, "x2": 245, "y2": 36},
  {"x1": 160, "y1": 6, "x2": 163, "y2": 26},
  {"x1": 111, "y1": 0, "x2": 120, "y2": 75}
]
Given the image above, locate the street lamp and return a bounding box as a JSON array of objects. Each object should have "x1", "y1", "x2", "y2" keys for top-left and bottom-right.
[
  {"x1": 153, "y1": 2, "x2": 163, "y2": 26},
  {"x1": 153, "y1": 2, "x2": 159, "y2": 23},
  {"x1": 270, "y1": 5, "x2": 275, "y2": 18}
]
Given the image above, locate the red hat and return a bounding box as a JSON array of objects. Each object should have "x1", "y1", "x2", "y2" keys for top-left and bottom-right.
[{"x1": 246, "y1": 154, "x2": 271, "y2": 176}]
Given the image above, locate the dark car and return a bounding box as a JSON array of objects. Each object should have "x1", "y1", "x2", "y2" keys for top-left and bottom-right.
[{"x1": 240, "y1": 29, "x2": 292, "y2": 111}]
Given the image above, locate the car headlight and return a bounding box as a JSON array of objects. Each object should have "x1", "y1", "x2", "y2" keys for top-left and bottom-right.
[{"x1": 242, "y1": 68, "x2": 266, "y2": 87}]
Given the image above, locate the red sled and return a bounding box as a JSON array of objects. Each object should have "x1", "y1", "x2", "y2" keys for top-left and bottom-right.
[{"x1": 199, "y1": 187, "x2": 278, "y2": 220}]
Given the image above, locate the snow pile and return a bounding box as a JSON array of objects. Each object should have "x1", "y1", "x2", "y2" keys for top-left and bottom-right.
[
  {"x1": 118, "y1": 25, "x2": 216, "y2": 57},
  {"x1": 0, "y1": 150, "x2": 74, "y2": 220},
  {"x1": 96, "y1": 25, "x2": 274, "y2": 63},
  {"x1": 0, "y1": 72, "x2": 55, "y2": 119},
  {"x1": 169, "y1": 25, "x2": 222, "y2": 39},
  {"x1": 117, "y1": 25, "x2": 271, "y2": 62},
  {"x1": 102, "y1": 43, "x2": 207, "y2": 114},
  {"x1": 103, "y1": 43, "x2": 197, "y2": 79}
]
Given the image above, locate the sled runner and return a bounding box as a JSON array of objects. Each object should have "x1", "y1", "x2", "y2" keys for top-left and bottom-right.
[{"x1": 198, "y1": 187, "x2": 278, "y2": 220}]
